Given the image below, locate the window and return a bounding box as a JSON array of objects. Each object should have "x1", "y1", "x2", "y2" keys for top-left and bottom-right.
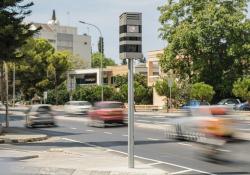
[
  {"x1": 119, "y1": 25, "x2": 141, "y2": 34},
  {"x1": 119, "y1": 37, "x2": 141, "y2": 41},
  {"x1": 119, "y1": 44, "x2": 141, "y2": 53}
]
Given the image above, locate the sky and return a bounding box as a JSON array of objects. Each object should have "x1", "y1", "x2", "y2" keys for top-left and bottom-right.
[{"x1": 25, "y1": 0, "x2": 250, "y2": 64}]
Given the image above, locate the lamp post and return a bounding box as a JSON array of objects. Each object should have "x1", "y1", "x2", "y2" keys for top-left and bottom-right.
[{"x1": 79, "y1": 21, "x2": 104, "y2": 101}]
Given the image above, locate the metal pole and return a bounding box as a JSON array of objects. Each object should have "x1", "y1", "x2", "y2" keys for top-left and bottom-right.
[
  {"x1": 169, "y1": 86, "x2": 172, "y2": 111},
  {"x1": 100, "y1": 39, "x2": 104, "y2": 101},
  {"x1": 79, "y1": 21, "x2": 103, "y2": 101},
  {"x1": 13, "y1": 63, "x2": 15, "y2": 107},
  {"x1": 128, "y1": 58, "x2": 134, "y2": 168},
  {"x1": 4, "y1": 62, "x2": 9, "y2": 127}
]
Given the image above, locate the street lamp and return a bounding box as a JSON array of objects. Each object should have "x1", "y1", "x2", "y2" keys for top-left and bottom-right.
[{"x1": 79, "y1": 21, "x2": 104, "y2": 101}]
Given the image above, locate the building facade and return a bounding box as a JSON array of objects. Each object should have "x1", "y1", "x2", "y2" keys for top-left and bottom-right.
[
  {"x1": 67, "y1": 63, "x2": 147, "y2": 90},
  {"x1": 147, "y1": 49, "x2": 166, "y2": 107},
  {"x1": 32, "y1": 10, "x2": 92, "y2": 68}
]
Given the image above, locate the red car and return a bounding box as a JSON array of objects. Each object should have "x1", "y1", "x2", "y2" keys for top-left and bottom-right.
[{"x1": 88, "y1": 101, "x2": 126, "y2": 127}]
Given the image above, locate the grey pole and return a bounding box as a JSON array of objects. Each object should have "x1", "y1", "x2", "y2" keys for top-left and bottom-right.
[
  {"x1": 128, "y1": 58, "x2": 134, "y2": 168},
  {"x1": 13, "y1": 63, "x2": 15, "y2": 107},
  {"x1": 4, "y1": 62, "x2": 9, "y2": 127},
  {"x1": 79, "y1": 21, "x2": 103, "y2": 101},
  {"x1": 169, "y1": 86, "x2": 172, "y2": 111}
]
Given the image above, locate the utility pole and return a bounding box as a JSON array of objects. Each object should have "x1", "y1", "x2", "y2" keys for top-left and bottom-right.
[
  {"x1": 12, "y1": 63, "x2": 15, "y2": 107},
  {"x1": 4, "y1": 62, "x2": 9, "y2": 127}
]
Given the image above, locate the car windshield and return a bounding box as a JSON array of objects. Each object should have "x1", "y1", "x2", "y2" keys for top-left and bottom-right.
[
  {"x1": 70, "y1": 102, "x2": 91, "y2": 106},
  {"x1": 218, "y1": 99, "x2": 227, "y2": 105},
  {"x1": 95, "y1": 102, "x2": 123, "y2": 109}
]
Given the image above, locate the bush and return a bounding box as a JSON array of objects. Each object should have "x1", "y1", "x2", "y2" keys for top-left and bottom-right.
[
  {"x1": 47, "y1": 83, "x2": 70, "y2": 105},
  {"x1": 232, "y1": 77, "x2": 250, "y2": 102},
  {"x1": 191, "y1": 82, "x2": 215, "y2": 102}
]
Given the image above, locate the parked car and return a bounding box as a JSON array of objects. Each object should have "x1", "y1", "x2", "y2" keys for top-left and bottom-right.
[
  {"x1": 181, "y1": 100, "x2": 210, "y2": 109},
  {"x1": 217, "y1": 98, "x2": 241, "y2": 107},
  {"x1": 88, "y1": 101, "x2": 126, "y2": 127},
  {"x1": 64, "y1": 101, "x2": 92, "y2": 115},
  {"x1": 25, "y1": 104, "x2": 55, "y2": 127},
  {"x1": 235, "y1": 102, "x2": 250, "y2": 111}
]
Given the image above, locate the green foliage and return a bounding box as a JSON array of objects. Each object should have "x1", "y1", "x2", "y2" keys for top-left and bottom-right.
[
  {"x1": 0, "y1": 0, "x2": 39, "y2": 62},
  {"x1": 72, "y1": 85, "x2": 115, "y2": 103},
  {"x1": 232, "y1": 77, "x2": 250, "y2": 101},
  {"x1": 191, "y1": 82, "x2": 215, "y2": 102},
  {"x1": 66, "y1": 51, "x2": 88, "y2": 69},
  {"x1": 47, "y1": 83, "x2": 70, "y2": 105},
  {"x1": 159, "y1": 0, "x2": 250, "y2": 99},
  {"x1": 14, "y1": 38, "x2": 71, "y2": 100},
  {"x1": 91, "y1": 52, "x2": 116, "y2": 68},
  {"x1": 154, "y1": 78, "x2": 178, "y2": 98}
]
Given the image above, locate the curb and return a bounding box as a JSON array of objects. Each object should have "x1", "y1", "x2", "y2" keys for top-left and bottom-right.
[{"x1": 0, "y1": 135, "x2": 49, "y2": 144}]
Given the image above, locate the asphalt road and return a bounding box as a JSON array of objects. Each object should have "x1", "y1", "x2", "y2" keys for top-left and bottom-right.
[{"x1": 2, "y1": 111, "x2": 250, "y2": 175}]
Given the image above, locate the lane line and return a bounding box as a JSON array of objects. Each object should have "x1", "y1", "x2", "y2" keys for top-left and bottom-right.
[
  {"x1": 104, "y1": 132, "x2": 112, "y2": 135},
  {"x1": 122, "y1": 134, "x2": 128, "y2": 137},
  {"x1": 136, "y1": 120, "x2": 151, "y2": 123},
  {"x1": 170, "y1": 169, "x2": 193, "y2": 175},
  {"x1": 70, "y1": 127, "x2": 77, "y2": 130},
  {"x1": 86, "y1": 129, "x2": 94, "y2": 132},
  {"x1": 147, "y1": 138, "x2": 160, "y2": 141},
  {"x1": 178, "y1": 143, "x2": 192, "y2": 147},
  {"x1": 60, "y1": 137, "x2": 216, "y2": 175}
]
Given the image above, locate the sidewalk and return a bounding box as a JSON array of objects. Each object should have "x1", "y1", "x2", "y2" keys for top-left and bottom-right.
[
  {"x1": 0, "y1": 137, "x2": 168, "y2": 175},
  {"x1": 0, "y1": 127, "x2": 48, "y2": 143}
]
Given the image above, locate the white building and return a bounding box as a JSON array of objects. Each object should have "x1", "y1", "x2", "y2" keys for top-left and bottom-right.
[{"x1": 32, "y1": 10, "x2": 92, "y2": 68}]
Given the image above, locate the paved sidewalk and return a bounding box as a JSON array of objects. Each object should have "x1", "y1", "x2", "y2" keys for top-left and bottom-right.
[
  {"x1": 0, "y1": 137, "x2": 168, "y2": 175},
  {"x1": 0, "y1": 127, "x2": 48, "y2": 144}
]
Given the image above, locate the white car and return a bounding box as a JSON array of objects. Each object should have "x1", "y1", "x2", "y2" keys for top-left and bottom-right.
[
  {"x1": 25, "y1": 104, "x2": 55, "y2": 127},
  {"x1": 64, "y1": 101, "x2": 92, "y2": 115}
]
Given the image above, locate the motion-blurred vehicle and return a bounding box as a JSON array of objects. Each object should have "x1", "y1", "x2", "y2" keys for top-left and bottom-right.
[
  {"x1": 0, "y1": 102, "x2": 4, "y2": 110},
  {"x1": 181, "y1": 100, "x2": 210, "y2": 109},
  {"x1": 234, "y1": 102, "x2": 250, "y2": 111},
  {"x1": 64, "y1": 101, "x2": 92, "y2": 115},
  {"x1": 25, "y1": 104, "x2": 55, "y2": 127},
  {"x1": 217, "y1": 98, "x2": 241, "y2": 107},
  {"x1": 88, "y1": 101, "x2": 126, "y2": 127},
  {"x1": 166, "y1": 106, "x2": 235, "y2": 141}
]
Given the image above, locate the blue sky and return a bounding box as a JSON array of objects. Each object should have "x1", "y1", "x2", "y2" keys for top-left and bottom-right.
[
  {"x1": 26, "y1": 0, "x2": 165, "y2": 63},
  {"x1": 26, "y1": 0, "x2": 249, "y2": 64}
]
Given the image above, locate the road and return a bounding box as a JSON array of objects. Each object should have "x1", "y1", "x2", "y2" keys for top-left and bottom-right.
[{"x1": 2, "y1": 110, "x2": 250, "y2": 175}]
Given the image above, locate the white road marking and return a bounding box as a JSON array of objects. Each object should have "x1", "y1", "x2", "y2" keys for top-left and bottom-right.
[
  {"x1": 239, "y1": 128, "x2": 250, "y2": 131},
  {"x1": 216, "y1": 149, "x2": 231, "y2": 153},
  {"x1": 86, "y1": 129, "x2": 94, "y2": 132},
  {"x1": 70, "y1": 127, "x2": 77, "y2": 130},
  {"x1": 147, "y1": 138, "x2": 160, "y2": 141},
  {"x1": 104, "y1": 132, "x2": 112, "y2": 135},
  {"x1": 178, "y1": 143, "x2": 192, "y2": 147},
  {"x1": 170, "y1": 169, "x2": 193, "y2": 175},
  {"x1": 136, "y1": 120, "x2": 151, "y2": 123},
  {"x1": 61, "y1": 137, "x2": 216, "y2": 175},
  {"x1": 122, "y1": 134, "x2": 128, "y2": 137}
]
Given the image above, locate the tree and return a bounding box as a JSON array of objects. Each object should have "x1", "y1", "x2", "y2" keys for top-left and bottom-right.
[
  {"x1": 0, "y1": 0, "x2": 38, "y2": 62},
  {"x1": 191, "y1": 82, "x2": 215, "y2": 102},
  {"x1": 232, "y1": 77, "x2": 250, "y2": 102},
  {"x1": 67, "y1": 52, "x2": 88, "y2": 69},
  {"x1": 91, "y1": 52, "x2": 116, "y2": 68},
  {"x1": 158, "y1": 0, "x2": 250, "y2": 100},
  {"x1": 15, "y1": 39, "x2": 71, "y2": 100}
]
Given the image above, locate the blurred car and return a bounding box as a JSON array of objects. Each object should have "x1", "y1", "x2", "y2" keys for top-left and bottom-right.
[
  {"x1": 181, "y1": 100, "x2": 210, "y2": 109},
  {"x1": 25, "y1": 104, "x2": 55, "y2": 127},
  {"x1": 217, "y1": 98, "x2": 241, "y2": 107},
  {"x1": 0, "y1": 102, "x2": 4, "y2": 110},
  {"x1": 166, "y1": 106, "x2": 235, "y2": 141},
  {"x1": 64, "y1": 101, "x2": 92, "y2": 115},
  {"x1": 235, "y1": 102, "x2": 250, "y2": 111},
  {"x1": 88, "y1": 101, "x2": 126, "y2": 127}
]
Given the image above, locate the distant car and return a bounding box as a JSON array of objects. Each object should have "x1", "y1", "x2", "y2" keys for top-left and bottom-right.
[
  {"x1": 217, "y1": 98, "x2": 241, "y2": 107},
  {"x1": 88, "y1": 101, "x2": 126, "y2": 127},
  {"x1": 64, "y1": 101, "x2": 92, "y2": 115},
  {"x1": 181, "y1": 100, "x2": 210, "y2": 109},
  {"x1": 235, "y1": 102, "x2": 250, "y2": 111},
  {"x1": 25, "y1": 104, "x2": 55, "y2": 127}
]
